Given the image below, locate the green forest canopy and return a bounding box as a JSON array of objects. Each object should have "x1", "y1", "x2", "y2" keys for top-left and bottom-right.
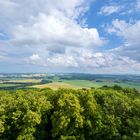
[{"x1": 0, "y1": 86, "x2": 140, "y2": 140}]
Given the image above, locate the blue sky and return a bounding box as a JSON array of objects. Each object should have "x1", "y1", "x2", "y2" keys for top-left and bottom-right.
[{"x1": 0, "y1": 0, "x2": 140, "y2": 73}]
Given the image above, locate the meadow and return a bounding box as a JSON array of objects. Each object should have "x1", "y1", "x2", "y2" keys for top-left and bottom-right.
[{"x1": 0, "y1": 73, "x2": 140, "y2": 90}]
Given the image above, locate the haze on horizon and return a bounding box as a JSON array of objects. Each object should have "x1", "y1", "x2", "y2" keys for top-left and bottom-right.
[{"x1": 0, "y1": 0, "x2": 140, "y2": 74}]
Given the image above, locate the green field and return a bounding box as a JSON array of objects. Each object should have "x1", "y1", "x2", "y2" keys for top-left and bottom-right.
[
  {"x1": 66, "y1": 80, "x2": 140, "y2": 90},
  {"x1": 0, "y1": 83, "x2": 21, "y2": 87},
  {"x1": 0, "y1": 74, "x2": 140, "y2": 91},
  {"x1": 31, "y1": 79, "x2": 140, "y2": 90}
]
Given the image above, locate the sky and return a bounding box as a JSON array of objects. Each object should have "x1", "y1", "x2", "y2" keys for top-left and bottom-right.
[{"x1": 0, "y1": 0, "x2": 140, "y2": 74}]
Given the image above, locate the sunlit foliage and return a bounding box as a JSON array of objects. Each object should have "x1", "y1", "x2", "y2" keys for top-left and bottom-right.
[{"x1": 0, "y1": 86, "x2": 140, "y2": 139}]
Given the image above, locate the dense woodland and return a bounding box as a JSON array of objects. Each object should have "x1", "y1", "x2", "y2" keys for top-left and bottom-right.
[{"x1": 0, "y1": 86, "x2": 140, "y2": 140}]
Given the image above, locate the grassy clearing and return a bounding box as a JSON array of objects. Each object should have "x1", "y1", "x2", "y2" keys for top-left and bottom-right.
[
  {"x1": 31, "y1": 79, "x2": 140, "y2": 91},
  {"x1": 31, "y1": 82, "x2": 81, "y2": 90},
  {"x1": 63, "y1": 80, "x2": 114, "y2": 88},
  {"x1": 63, "y1": 80, "x2": 97, "y2": 88}
]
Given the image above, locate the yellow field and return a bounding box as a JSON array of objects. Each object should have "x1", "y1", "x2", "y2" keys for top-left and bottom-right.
[
  {"x1": 10, "y1": 79, "x2": 41, "y2": 83},
  {"x1": 31, "y1": 82, "x2": 81, "y2": 90}
]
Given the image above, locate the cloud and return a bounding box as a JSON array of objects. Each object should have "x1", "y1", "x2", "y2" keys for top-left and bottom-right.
[
  {"x1": 27, "y1": 54, "x2": 42, "y2": 65},
  {"x1": 12, "y1": 13, "x2": 104, "y2": 53},
  {"x1": 106, "y1": 19, "x2": 131, "y2": 35},
  {"x1": 29, "y1": 54, "x2": 41, "y2": 61},
  {"x1": 0, "y1": 0, "x2": 140, "y2": 73},
  {"x1": 99, "y1": 5, "x2": 121, "y2": 16},
  {"x1": 0, "y1": 0, "x2": 104, "y2": 55},
  {"x1": 120, "y1": 0, "x2": 140, "y2": 15},
  {"x1": 0, "y1": 0, "x2": 17, "y2": 9},
  {"x1": 136, "y1": 0, "x2": 140, "y2": 11},
  {"x1": 99, "y1": 0, "x2": 140, "y2": 16},
  {"x1": 26, "y1": 49, "x2": 140, "y2": 73},
  {"x1": 0, "y1": 0, "x2": 90, "y2": 29},
  {"x1": 0, "y1": 55, "x2": 3, "y2": 59},
  {"x1": 0, "y1": 1, "x2": 105, "y2": 60},
  {"x1": 107, "y1": 19, "x2": 140, "y2": 46},
  {"x1": 107, "y1": 19, "x2": 140, "y2": 61},
  {"x1": 0, "y1": 33, "x2": 5, "y2": 37}
]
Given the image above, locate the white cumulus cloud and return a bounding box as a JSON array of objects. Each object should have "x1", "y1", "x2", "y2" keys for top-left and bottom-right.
[{"x1": 12, "y1": 13, "x2": 104, "y2": 53}]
